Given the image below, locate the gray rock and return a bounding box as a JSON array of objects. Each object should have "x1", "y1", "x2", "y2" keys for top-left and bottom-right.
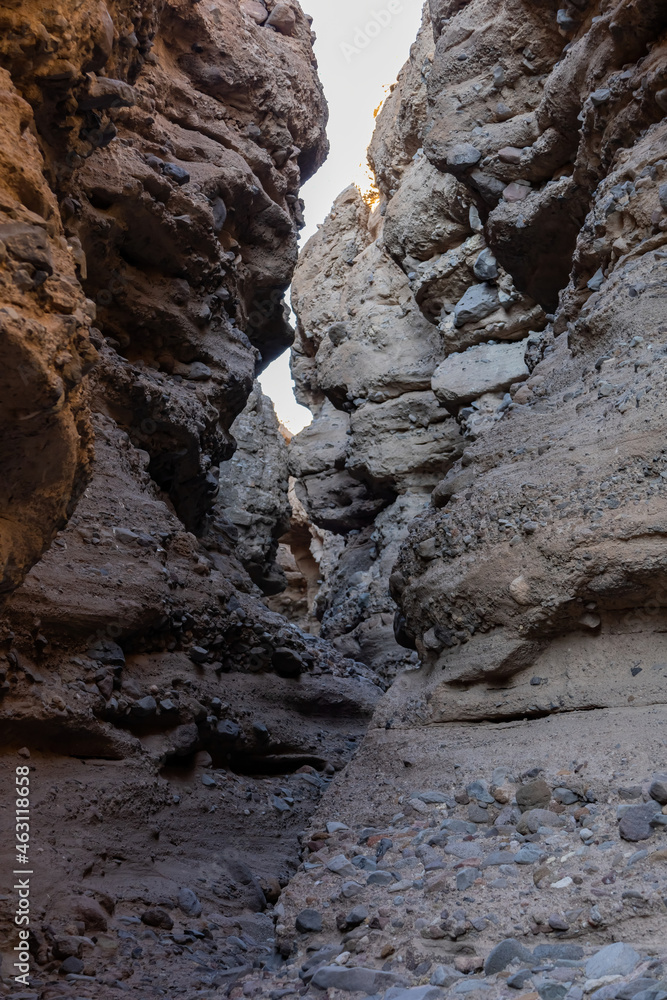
[
  {"x1": 342, "y1": 880, "x2": 364, "y2": 898},
  {"x1": 446, "y1": 144, "x2": 482, "y2": 170},
  {"x1": 617, "y1": 980, "x2": 664, "y2": 1000},
  {"x1": 367, "y1": 870, "x2": 395, "y2": 886},
  {"x1": 649, "y1": 776, "x2": 667, "y2": 804},
  {"x1": 514, "y1": 844, "x2": 542, "y2": 864},
  {"x1": 453, "y1": 981, "x2": 493, "y2": 994},
  {"x1": 385, "y1": 987, "x2": 445, "y2": 1000},
  {"x1": 441, "y1": 819, "x2": 477, "y2": 834},
  {"x1": 337, "y1": 905, "x2": 368, "y2": 930},
  {"x1": 469, "y1": 802, "x2": 491, "y2": 824},
  {"x1": 431, "y1": 965, "x2": 462, "y2": 988},
  {"x1": 417, "y1": 790, "x2": 450, "y2": 804},
  {"x1": 590, "y1": 88, "x2": 611, "y2": 106},
  {"x1": 619, "y1": 803, "x2": 659, "y2": 842},
  {"x1": 456, "y1": 868, "x2": 480, "y2": 890},
  {"x1": 327, "y1": 821, "x2": 349, "y2": 833},
  {"x1": 585, "y1": 943, "x2": 641, "y2": 980},
  {"x1": 177, "y1": 887, "x2": 202, "y2": 917},
  {"x1": 473, "y1": 249, "x2": 499, "y2": 281},
  {"x1": 186, "y1": 362, "x2": 212, "y2": 381},
  {"x1": 132, "y1": 695, "x2": 157, "y2": 717},
  {"x1": 432, "y1": 340, "x2": 529, "y2": 411},
  {"x1": 311, "y1": 965, "x2": 406, "y2": 993},
  {"x1": 484, "y1": 851, "x2": 516, "y2": 867},
  {"x1": 296, "y1": 908, "x2": 323, "y2": 933},
  {"x1": 162, "y1": 162, "x2": 190, "y2": 185},
  {"x1": 301, "y1": 943, "x2": 345, "y2": 979},
  {"x1": 587, "y1": 267, "x2": 604, "y2": 292},
  {"x1": 659, "y1": 184, "x2": 667, "y2": 212},
  {"x1": 508, "y1": 970, "x2": 533, "y2": 990},
  {"x1": 467, "y1": 780, "x2": 495, "y2": 804},
  {"x1": 60, "y1": 955, "x2": 85, "y2": 974},
  {"x1": 516, "y1": 779, "x2": 551, "y2": 811},
  {"x1": 454, "y1": 283, "x2": 500, "y2": 328},
  {"x1": 517, "y1": 809, "x2": 565, "y2": 835},
  {"x1": 538, "y1": 983, "x2": 569, "y2": 1000},
  {"x1": 327, "y1": 854, "x2": 358, "y2": 878},
  {"x1": 484, "y1": 939, "x2": 534, "y2": 976},
  {"x1": 445, "y1": 841, "x2": 483, "y2": 859},
  {"x1": 553, "y1": 787, "x2": 579, "y2": 805},
  {"x1": 533, "y1": 944, "x2": 584, "y2": 961}
]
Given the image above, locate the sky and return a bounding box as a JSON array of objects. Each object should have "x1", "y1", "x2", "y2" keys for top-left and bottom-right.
[{"x1": 258, "y1": 0, "x2": 425, "y2": 434}]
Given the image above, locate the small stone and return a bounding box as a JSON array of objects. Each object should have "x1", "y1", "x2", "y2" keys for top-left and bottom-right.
[
  {"x1": 548, "y1": 914, "x2": 570, "y2": 931},
  {"x1": 367, "y1": 870, "x2": 394, "y2": 886},
  {"x1": 342, "y1": 880, "x2": 364, "y2": 898},
  {"x1": 60, "y1": 955, "x2": 85, "y2": 975},
  {"x1": 327, "y1": 854, "x2": 357, "y2": 878},
  {"x1": 186, "y1": 362, "x2": 212, "y2": 381},
  {"x1": 469, "y1": 801, "x2": 491, "y2": 824},
  {"x1": 17, "y1": 747, "x2": 30, "y2": 759},
  {"x1": 162, "y1": 162, "x2": 190, "y2": 184},
  {"x1": 336, "y1": 905, "x2": 368, "y2": 931},
  {"x1": 132, "y1": 695, "x2": 157, "y2": 717},
  {"x1": 517, "y1": 809, "x2": 565, "y2": 835},
  {"x1": 516, "y1": 781, "x2": 552, "y2": 812},
  {"x1": 590, "y1": 88, "x2": 611, "y2": 106},
  {"x1": 553, "y1": 787, "x2": 579, "y2": 805},
  {"x1": 649, "y1": 777, "x2": 667, "y2": 805},
  {"x1": 539, "y1": 983, "x2": 569, "y2": 1000},
  {"x1": 473, "y1": 248, "x2": 499, "y2": 281},
  {"x1": 503, "y1": 182, "x2": 531, "y2": 202},
  {"x1": 296, "y1": 908, "x2": 323, "y2": 933},
  {"x1": 266, "y1": 1, "x2": 296, "y2": 34},
  {"x1": 327, "y1": 821, "x2": 349, "y2": 833},
  {"x1": 585, "y1": 944, "x2": 641, "y2": 980},
  {"x1": 201, "y1": 773, "x2": 217, "y2": 787},
  {"x1": 514, "y1": 844, "x2": 542, "y2": 864},
  {"x1": 457, "y1": 868, "x2": 480, "y2": 890},
  {"x1": 311, "y1": 965, "x2": 405, "y2": 992},
  {"x1": 587, "y1": 268, "x2": 604, "y2": 291},
  {"x1": 484, "y1": 938, "x2": 534, "y2": 975},
  {"x1": 498, "y1": 146, "x2": 523, "y2": 164},
  {"x1": 508, "y1": 970, "x2": 534, "y2": 990},
  {"x1": 177, "y1": 887, "x2": 202, "y2": 917},
  {"x1": 454, "y1": 283, "x2": 500, "y2": 327},
  {"x1": 189, "y1": 645, "x2": 209, "y2": 663},
  {"x1": 141, "y1": 908, "x2": 174, "y2": 930},
  {"x1": 619, "y1": 803, "x2": 659, "y2": 842},
  {"x1": 446, "y1": 144, "x2": 483, "y2": 171}
]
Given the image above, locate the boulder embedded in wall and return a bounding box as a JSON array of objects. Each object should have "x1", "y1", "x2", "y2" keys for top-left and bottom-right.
[
  {"x1": 431, "y1": 340, "x2": 530, "y2": 412},
  {"x1": 346, "y1": 392, "x2": 463, "y2": 492}
]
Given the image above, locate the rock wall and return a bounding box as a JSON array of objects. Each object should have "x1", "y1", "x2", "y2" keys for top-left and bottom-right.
[
  {"x1": 266, "y1": 0, "x2": 667, "y2": 988},
  {"x1": 0, "y1": 0, "x2": 387, "y2": 989}
]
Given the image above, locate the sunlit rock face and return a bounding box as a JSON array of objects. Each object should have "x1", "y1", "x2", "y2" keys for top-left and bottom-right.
[{"x1": 290, "y1": 0, "x2": 667, "y2": 716}]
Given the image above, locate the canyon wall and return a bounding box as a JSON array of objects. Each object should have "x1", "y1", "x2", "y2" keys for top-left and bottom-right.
[
  {"x1": 0, "y1": 0, "x2": 385, "y2": 989},
  {"x1": 291, "y1": 0, "x2": 667, "y2": 723}
]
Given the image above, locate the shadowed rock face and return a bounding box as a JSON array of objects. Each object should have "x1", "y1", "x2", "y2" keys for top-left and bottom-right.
[{"x1": 0, "y1": 1, "x2": 389, "y2": 983}]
